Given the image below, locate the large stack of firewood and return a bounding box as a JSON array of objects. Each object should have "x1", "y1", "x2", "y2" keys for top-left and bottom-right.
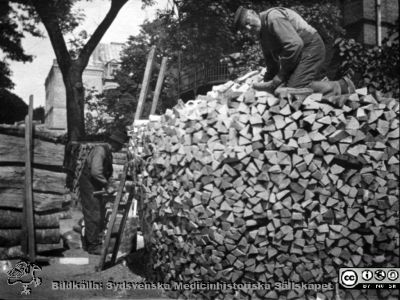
[
  {"x1": 130, "y1": 71, "x2": 399, "y2": 299},
  {"x1": 0, "y1": 125, "x2": 69, "y2": 258}
]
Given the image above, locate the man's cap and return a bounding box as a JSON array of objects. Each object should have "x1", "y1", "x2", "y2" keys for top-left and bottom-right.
[
  {"x1": 109, "y1": 129, "x2": 128, "y2": 145},
  {"x1": 233, "y1": 6, "x2": 248, "y2": 30}
]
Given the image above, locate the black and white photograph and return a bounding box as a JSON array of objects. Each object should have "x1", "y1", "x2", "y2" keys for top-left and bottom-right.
[{"x1": 0, "y1": 0, "x2": 399, "y2": 299}]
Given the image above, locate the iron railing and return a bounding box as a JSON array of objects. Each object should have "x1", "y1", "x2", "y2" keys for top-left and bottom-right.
[{"x1": 179, "y1": 63, "x2": 237, "y2": 94}]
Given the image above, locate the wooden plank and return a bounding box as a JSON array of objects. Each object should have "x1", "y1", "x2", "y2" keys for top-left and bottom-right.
[
  {"x1": 0, "y1": 134, "x2": 64, "y2": 166},
  {"x1": 112, "y1": 164, "x2": 125, "y2": 179},
  {"x1": 0, "y1": 124, "x2": 66, "y2": 143},
  {"x1": 0, "y1": 242, "x2": 64, "y2": 259},
  {"x1": 0, "y1": 228, "x2": 60, "y2": 246},
  {"x1": 150, "y1": 57, "x2": 168, "y2": 115},
  {"x1": 97, "y1": 164, "x2": 128, "y2": 271},
  {"x1": 113, "y1": 152, "x2": 127, "y2": 161},
  {"x1": 110, "y1": 190, "x2": 135, "y2": 264},
  {"x1": 112, "y1": 151, "x2": 128, "y2": 166},
  {"x1": 0, "y1": 188, "x2": 66, "y2": 212},
  {"x1": 134, "y1": 45, "x2": 156, "y2": 121},
  {"x1": 24, "y1": 96, "x2": 35, "y2": 261},
  {"x1": 0, "y1": 166, "x2": 66, "y2": 194},
  {"x1": 0, "y1": 210, "x2": 60, "y2": 229}
]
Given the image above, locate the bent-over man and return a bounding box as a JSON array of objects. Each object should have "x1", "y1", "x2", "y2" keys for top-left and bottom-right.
[{"x1": 234, "y1": 6, "x2": 355, "y2": 97}]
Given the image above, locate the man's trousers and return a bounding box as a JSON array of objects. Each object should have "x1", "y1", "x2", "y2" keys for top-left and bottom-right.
[
  {"x1": 79, "y1": 174, "x2": 106, "y2": 249},
  {"x1": 287, "y1": 32, "x2": 326, "y2": 88}
]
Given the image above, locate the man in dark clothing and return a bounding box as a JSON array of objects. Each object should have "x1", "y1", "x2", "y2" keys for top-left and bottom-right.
[
  {"x1": 234, "y1": 6, "x2": 355, "y2": 97},
  {"x1": 79, "y1": 130, "x2": 127, "y2": 255}
]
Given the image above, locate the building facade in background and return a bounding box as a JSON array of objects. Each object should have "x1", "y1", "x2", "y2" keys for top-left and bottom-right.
[
  {"x1": 340, "y1": 0, "x2": 398, "y2": 45},
  {"x1": 45, "y1": 43, "x2": 123, "y2": 129}
]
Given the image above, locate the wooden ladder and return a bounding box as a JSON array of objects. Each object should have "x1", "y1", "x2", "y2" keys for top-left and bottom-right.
[
  {"x1": 97, "y1": 164, "x2": 134, "y2": 270},
  {"x1": 97, "y1": 46, "x2": 166, "y2": 271}
]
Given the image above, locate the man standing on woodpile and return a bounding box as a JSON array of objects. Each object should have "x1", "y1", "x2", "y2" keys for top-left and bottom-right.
[
  {"x1": 233, "y1": 6, "x2": 355, "y2": 98},
  {"x1": 79, "y1": 130, "x2": 127, "y2": 255}
]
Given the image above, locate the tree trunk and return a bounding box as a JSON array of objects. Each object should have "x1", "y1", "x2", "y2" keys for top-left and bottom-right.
[
  {"x1": 64, "y1": 66, "x2": 86, "y2": 141},
  {"x1": 30, "y1": 0, "x2": 129, "y2": 142}
]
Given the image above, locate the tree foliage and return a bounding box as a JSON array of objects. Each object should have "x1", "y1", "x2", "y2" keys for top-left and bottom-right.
[
  {"x1": 5, "y1": 0, "x2": 139, "y2": 140},
  {"x1": 334, "y1": 25, "x2": 399, "y2": 97},
  {"x1": 0, "y1": 1, "x2": 42, "y2": 89},
  {"x1": 84, "y1": 87, "x2": 138, "y2": 135},
  {"x1": 87, "y1": 0, "x2": 397, "y2": 135},
  {"x1": 85, "y1": 18, "x2": 178, "y2": 134},
  {"x1": 166, "y1": 0, "x2": 344, "y2": 68},
  {"x1": 33, "y1": 106, "x2": 45, "y2": 123},
  {"x1": 0, "y1": 88, "x2": 28, "y2": 124},
  {"x1": 0, "y1": 1, "x2": 44, "y2": 126},
  {"x1": 85, "y1": 0, "x2": 346, "y2": 134},
  {"x1": 1, "y1": 0, "x2": 161, "y2": 139},
  {"x1": 132, "y1": 0, "x2": 345, "y2": 79}
]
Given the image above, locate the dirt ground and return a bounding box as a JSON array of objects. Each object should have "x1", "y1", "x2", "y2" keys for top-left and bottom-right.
[{"x1": 0, "y1": 208, "x2": 170, "y2": 300}]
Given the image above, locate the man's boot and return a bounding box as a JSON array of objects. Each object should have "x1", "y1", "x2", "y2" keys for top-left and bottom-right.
[
  {"x1": 342, "y1": 76, "x2": 356, "y2": 94},
  {"x1": 309, "y1": 76, "x2": 356, "y2": 97}
]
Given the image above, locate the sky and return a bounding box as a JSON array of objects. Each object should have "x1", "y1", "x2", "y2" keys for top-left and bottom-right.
[{"x1": 9, "y1": 0, "x2": 169, "y2": 108}]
